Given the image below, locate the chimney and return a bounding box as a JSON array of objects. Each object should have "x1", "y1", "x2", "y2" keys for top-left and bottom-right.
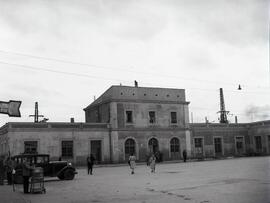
[
  {"x1": 235, "y1": 116, "x2": 238, "y2": 124},
  {"x1": 70, "y1": 118, "x2": 74, "y2": 123},
  {"x1": 134, "y1": 80, "x2": 138, "y2": 87}
]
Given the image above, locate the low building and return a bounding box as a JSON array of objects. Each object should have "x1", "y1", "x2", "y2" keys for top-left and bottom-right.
[
  {"x1": 0, "y1": 122, "x2": 111, "y2": 165},
  {"x1": 190, "y1": 121, "x2": 270, "y2": 158}
]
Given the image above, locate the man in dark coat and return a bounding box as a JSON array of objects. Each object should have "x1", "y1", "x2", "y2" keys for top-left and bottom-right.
[
  {"x1": 86, "y1": 154, "x2": 95, "y2": 175},
  {"x1": 183, "y1": 149, "x2": 187, "y2": 162},
  {"x1": 22, "y1": 159, "x2": 34, "y2": 193}
]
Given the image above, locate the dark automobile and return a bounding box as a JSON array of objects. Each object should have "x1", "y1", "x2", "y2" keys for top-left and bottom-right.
[{"x1": 12, "y1": 154, "x2": 77, "y2": 183}]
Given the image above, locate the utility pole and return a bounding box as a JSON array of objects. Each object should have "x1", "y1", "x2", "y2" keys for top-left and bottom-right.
[
  {"x1": 29, "y1": 102, "x2": 44, "y2": 123},
  {"x1": 217, "y1": 88, "x2": 229, "y2": 124}
]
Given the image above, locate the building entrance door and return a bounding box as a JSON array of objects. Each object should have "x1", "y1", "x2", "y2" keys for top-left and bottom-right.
[
  {"x1": 91, "y1": 140, "x2": 102, "y2": 163},
  {"x1": 194, "y1": 138, "x2": 203, "y2": 158},
  {"x1": 214, "y1": 137, "x2": 223, "y2": 157},
  {"x1": 170, "y1": 138, "x2": 180, "y2": 160},
  {"x1": 235, "y1": 137, "x2": 244, "y2": 155}
]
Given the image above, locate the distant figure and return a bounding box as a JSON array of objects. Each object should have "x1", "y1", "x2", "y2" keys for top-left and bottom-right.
[
  {"x1": 0, "y1": 158, "x2": 4, "y2": 185},
  {"x1": 128, "y1": 153, "x2": 136, "y2": 175},
  {"x1": 5, "y1": 157, "x2": 14, "y2": 185},
  {"x1": 183, "y1": 150, "x2": 187, "y2": 162},
  {"x1": 22, "y1": 158, "x2": 34, "y2": 193},
  {"x1": 149, "y1": 154, "x2": 156, "y2": 173},
  {"x1": 87, "y1": 154, "x2": 95, "y2": 175},
  {"x1": 58, "y1": 157, "x2": 62, "y2": 161}
]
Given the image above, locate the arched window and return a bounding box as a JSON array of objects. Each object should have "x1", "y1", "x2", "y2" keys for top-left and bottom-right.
[
  {"x1": 170, "y1": 138, "x2": 180, "y2": 153},
  {"x1": 148, "y1": 138, "x2": 159, "y2": 154},
  {"x1": 125, "y1": 138, "x2": 135, "y2": 155}
]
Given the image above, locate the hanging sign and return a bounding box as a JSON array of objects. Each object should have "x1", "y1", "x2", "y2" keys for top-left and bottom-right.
[{"x1": 0, "y1": 100, "x2": 21, "y2": 117}]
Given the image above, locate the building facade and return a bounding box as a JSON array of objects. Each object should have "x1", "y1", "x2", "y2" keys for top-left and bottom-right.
[
  {"x1": 84, "y1": 85, "x2": 191, "y2": 163},
  {"x1": 0, "y1": 85, "x2": 270, "y2": 165}
]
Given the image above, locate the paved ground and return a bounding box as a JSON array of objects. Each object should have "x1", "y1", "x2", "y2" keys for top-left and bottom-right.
[{"x1": 1, "y1": 156, "x2": 270, "y2": 203}]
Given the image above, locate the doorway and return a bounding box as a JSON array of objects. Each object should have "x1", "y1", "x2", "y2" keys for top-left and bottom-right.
[
  {"x1": 194, "y1": 138, "x2": 203, "y2": 158},
  {"x1": 148, "y1": 138, "x2": 159, "y2": 154},
  {"x1": 235, "y1": 137, "x2": 244, "y2": 155},
  {"x1": 90, "y1": 140, "x2": 102, "y2": 163},
  {"x1": 214, "y1": 137, "x2": 223, "y2": 157}
]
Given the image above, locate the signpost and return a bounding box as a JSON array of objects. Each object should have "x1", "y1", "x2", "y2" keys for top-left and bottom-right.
[{"x1": 0, "y1": 100, "x2": 21, "y2": 117}]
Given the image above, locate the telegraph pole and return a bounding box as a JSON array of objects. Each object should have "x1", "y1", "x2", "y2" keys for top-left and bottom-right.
[{"x1": 29, "y1": 102, "x2": 44, "y2": 123}]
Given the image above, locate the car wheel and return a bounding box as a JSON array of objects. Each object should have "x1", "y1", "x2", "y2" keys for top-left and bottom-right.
[{"x1": 64, "y1": 169, "x2": 75, "y2": 180}]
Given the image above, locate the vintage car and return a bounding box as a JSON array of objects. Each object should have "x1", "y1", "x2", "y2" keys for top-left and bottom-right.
[{"x1": 11, "y1": 154, "x2": 77, "y2": 183}]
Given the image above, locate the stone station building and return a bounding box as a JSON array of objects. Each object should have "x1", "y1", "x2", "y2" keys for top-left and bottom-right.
[{"x1": 0, "y1": 85, "x2": 269, "y2": 165}]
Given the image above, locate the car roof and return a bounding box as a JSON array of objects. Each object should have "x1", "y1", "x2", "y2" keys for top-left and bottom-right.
[{"x1": 12, "y1": 154, "x2": 49, "y2": 158}]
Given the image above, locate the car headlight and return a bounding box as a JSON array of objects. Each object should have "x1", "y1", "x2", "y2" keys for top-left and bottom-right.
[{"x1": 68, "y1": 162, "x2": 72, "y2": 166}]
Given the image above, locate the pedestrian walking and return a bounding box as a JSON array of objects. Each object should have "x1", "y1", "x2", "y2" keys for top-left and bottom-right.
[
  {"x1": 149, "y1": 154, "x2": 156, "y2": 173},
  {"x1": 87, "y1": 154, "x2": 95, "y2": 175},
  {"x1": 128, "y1": 153, "x2": 136, "y2": 175},
  {"x1": 182, "y1": 149, "x2": 187, "y2": 162},
  {"x1": 22, "y1": 158, "x2": 34, "y2": 193}
]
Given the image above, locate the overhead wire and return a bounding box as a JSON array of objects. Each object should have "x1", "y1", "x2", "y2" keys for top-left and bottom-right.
[
  {"x1": 1, "y1": 60, "x2": 270, "y2": 95},
  {"x1": 1, "y1": 49, "x2": 269, "y2": 90}
]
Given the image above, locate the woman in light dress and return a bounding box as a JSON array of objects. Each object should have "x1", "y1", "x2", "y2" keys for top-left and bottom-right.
[
  {"x1": 128, "y1": 153, "x2": 136, "y2": 174},
  {"x1": 148, "y1": 154, "x2": 156, "y2": 173}
]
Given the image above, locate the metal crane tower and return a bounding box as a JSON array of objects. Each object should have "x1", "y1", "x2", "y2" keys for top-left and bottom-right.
[{"x1": 218, "y1": 88, "x2": 229, "y2": 123}]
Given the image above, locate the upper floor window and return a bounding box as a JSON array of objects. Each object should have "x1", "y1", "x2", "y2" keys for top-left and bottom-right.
[
  {"x1": 126, "y1": 111, "x2": 133, "y2": 123},
  {"x1": 149, "y1": 111, "x2": 156, "y2": 124},
  {"x1": 170, "y1": 137, "x2": 180, "y2": 153},
  {"x1": 170, "y1": 112, "x2": 177, "y2": 124}
]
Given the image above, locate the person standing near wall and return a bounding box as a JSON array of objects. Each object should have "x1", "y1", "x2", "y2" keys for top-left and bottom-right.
[
  {"x1": 87, "y1": 154, "x2": 95, "y2": 175},
  {"x1": 22, "y1": 158, "x2": 34, "y2": 193},
  {"x1": 149, "y1": 154, "x2": 156, "y2": 173},
  {"x1": 128, "y1": 153, "x2": 136, "y2": 175},
  {"x1": 182, "y1": 150, "x2": 187, "y2": 162},
  {"x1": 5, "y1": 157, "x2": 14, "y2": 185},
  {"x1": 0, "y1": 158, "x2": 5, "y2": 185}
]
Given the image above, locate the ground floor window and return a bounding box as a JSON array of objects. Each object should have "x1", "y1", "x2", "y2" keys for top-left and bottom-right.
[
  {"x1": 125, "y1": 138, "x2": 135, "y2": 155},
  {"x1": 62, "y1": 140, "x2": 73, "y2": 158},
  {"x1": 24, "y1": 141, "x2": 38, "y2": 154},
  {"x1": 170, "y1": 137, "x2": 180, "y2": 153}
]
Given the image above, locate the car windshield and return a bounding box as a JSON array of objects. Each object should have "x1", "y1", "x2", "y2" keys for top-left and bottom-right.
[{"x1": 36, "y1": 156, "x2": 49, "y2": 164}]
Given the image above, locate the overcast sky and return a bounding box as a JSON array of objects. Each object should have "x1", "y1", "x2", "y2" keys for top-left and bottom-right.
[{"x1": 0, "y1": 0, "x2": 269, "y2": 125}]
